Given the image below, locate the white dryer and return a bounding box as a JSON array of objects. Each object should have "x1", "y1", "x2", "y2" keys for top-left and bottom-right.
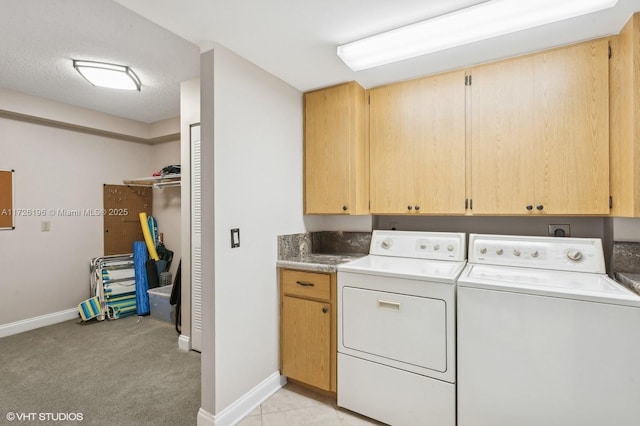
[
  {"x1": 457, "y1": 234, "x2": 640, "y2": 426},
  {"x1": 338, "y1": 230, "x2": 466, "y2": 426}
]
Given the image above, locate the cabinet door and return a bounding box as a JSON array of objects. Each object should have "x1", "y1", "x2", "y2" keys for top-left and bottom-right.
[
  {"x1": 610, "y1": 15, "x2": 640, "y2": 217},
  {"x1": 414, "y1": 71, "x2": 466, "y2": 214},
  {"x1": 281, "y1": 296, "x2": 331, "y2": 390},
  {"x1": 304, "y1": 82, "x2": 366, "y2": 214},
  {"x1": 471, "y1": 55, "x2": 536, "y2": 215},
  {"x1": 370, "y1": 71, "x2": 466, "y2": 214},
  {"x1": 370, "y1": 81, "x2": 418, "y2": 214},
  {"x1": 533, "y1": 40, "x2": 610, "y2": 215}
]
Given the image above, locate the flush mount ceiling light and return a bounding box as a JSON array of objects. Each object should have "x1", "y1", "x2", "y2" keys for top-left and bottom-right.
[
  {"x1": 337, "y1": 0, "x2": 618, "y2": 71},
  {"x1": 73, "y1": 60, "x2": 141, "y2": 91}
]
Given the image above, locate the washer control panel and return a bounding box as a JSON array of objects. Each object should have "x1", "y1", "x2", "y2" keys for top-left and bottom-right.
[
  {"x1": 370, "y1": 230, "x2": 466, "y2": 261},
  {"x1": 468, "y1": 234, "x2": 605, "y2": 273}
]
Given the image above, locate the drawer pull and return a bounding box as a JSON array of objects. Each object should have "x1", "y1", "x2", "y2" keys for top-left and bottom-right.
[
  {"x1": 296, "y1": 280, "x2": 315, "y2": 287},
  {"x1": 378, "y1": 300, "x2": 400, "y2": 311}
]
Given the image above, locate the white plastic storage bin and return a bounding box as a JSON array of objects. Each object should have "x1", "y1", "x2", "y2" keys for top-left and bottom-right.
[{"x1": 147, "y1": 286, "x2": 175, "y2": 323}]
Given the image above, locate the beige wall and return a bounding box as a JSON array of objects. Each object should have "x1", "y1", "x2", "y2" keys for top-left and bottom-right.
[
  {"x1": 0, "y1": 90, "x2": 181, "y2": 328},
  {"x1": 0, "y1": 117, "x2": 152, "y2": 325},
  {"x1": 0, "y1": 87, "x2": 155, "y2": 139},
  {"x1": 151, "y1": 140, "x2": 181, "y2": 281}
]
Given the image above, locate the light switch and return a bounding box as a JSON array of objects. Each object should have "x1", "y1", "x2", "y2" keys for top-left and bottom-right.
[{"x1": 231, "y1": 228, "x2": 240, "y2": 248}]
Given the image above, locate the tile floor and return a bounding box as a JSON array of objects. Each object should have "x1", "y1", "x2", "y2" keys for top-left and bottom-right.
[{"x1": 237, "y1": 382, "x2": 385, "y2": 426}]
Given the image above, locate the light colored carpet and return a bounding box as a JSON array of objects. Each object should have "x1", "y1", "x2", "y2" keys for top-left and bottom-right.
[{"x1": 0, "y1": 316, "x2": 200, "y2": 426}]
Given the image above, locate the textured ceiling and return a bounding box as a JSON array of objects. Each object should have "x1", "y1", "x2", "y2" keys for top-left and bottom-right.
[
  {"x1": 1, "y1": 0, "x2": 639, "y2": 124},
  {"x1": 0, "y1": 0, "x2": 199, "y2": 123}
]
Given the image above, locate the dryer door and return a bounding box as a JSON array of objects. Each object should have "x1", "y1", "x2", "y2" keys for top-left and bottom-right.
[{"x1": 342, "y1": 286, "x2": 447, "y2": 372}]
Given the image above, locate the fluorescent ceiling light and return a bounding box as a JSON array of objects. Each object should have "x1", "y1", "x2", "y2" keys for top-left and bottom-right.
[
  {"x1": 337, "y1": 0, "x2": 618, "y2": 71},
  {"x1": 73, "y1": 60, "x2": 141, "y2": 91}
]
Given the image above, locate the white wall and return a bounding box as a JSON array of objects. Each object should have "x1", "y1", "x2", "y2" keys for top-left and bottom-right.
[
  {"x1": 375, "y1": 216, "x2": 606, "y2": 239},
  {"x1": 200, "y1": 51, "x2": 215, "y2": 419},
  {"x1": 151, "y1": 139, "x2": 181, "y2": 280},
  {"x1": 0, "y1": 117, "x2": 152, "y2": 325},
  {"x1": 612, "y1": 218, "x2": 640, "y2": 241},
  {"x1": 201, "y1": 43, "x2": 321, "y2": 416},
  {"x1": 309, "y1": 215, "x2": 373, "y2": 232}
]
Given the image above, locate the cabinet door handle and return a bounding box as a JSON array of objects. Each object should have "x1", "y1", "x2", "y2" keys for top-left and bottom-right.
[
  {"x1": 526, "y1": 205, "x2": 533, "y2": 211},
  {"x1": 322, "y1": 307, "x2": 328, "y2": 313},
  {"x1": 342, "y1": 205, "x2": 348, "y2": 211},
  {"x1": 536, "y1": 205, "x2": 544, "y2": 211},
  {"x1": 414, "y1": 205, "x2": 420, "y2": 211},
  {"x1": 296, "y1": 281, "x2": 315, "y2": 287},
  {"x1": 407, "y1": 205, "x2": 413, "y2": 211}
]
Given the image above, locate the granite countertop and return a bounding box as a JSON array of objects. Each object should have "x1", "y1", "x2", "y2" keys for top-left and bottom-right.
[
  {"x1": 277, "y1": 231, "x2": 371, "y2": 273},
  {"x1": 611, "y1": 241, "x2": 640, "y2": 297},
  {"x1": 277, "y1": 253, "x2": 365, "y2": 273},
  {"x1": 614, "y1": 272, "x2": 640, "y2": 297}
]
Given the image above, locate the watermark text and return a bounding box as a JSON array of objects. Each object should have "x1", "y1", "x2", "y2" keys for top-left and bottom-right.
[
  {"x1": 0, "y1": 208, "x2": 129, "y2": 217},
  {"x1": 5, "y1": 412, "x2": 84, "y2": 422}
]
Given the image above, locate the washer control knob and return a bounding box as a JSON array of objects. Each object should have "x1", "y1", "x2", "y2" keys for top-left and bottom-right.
[
  {"x1": 447, "y1": 245, "x2": 454, "y2": 252},
  {"x1": 496, "y1": 248, "x2": 504, "y2": 255},
  {"x1": 513, "y1": 249, "x2": 521, "y2": 257},
  {"x1": 420, "y1": 243, "x2": 427, "y2": 250},
  {"x1": 433, "y1": 244, "x2": 440, "y2": 251},
  {"x1": 567, "y1": 249, "x2": 583, "y2": 261},
  {"x1": 381, "y1": 238, "x2": 393, "y2": 249},
  {"x1": 480, "y1": 248, "x2": 487, "y2": 255},
  {"x1": 531, "y1": 250, "x2": 539, "y2": 258}
]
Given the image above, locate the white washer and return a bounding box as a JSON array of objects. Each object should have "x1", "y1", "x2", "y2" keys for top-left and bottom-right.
[
  {"x1": 337, "y1": 230, "x2": 466, "y2": 426},
  {"x1": 458, "y1": 233, "x2": 640, "y2": 426}
]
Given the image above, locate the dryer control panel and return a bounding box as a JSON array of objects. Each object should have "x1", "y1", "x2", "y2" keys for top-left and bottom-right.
[
  {"x1": 468, "y1": 234, "x2": 605, "y2": 273},
  {"x1": 370, "y1": 230, "x2": 466, "y2": 261}
]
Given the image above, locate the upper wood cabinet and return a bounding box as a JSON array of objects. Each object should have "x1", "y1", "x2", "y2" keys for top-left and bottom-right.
[
  {"x1": 304, "y1": 82, "x2": 368, "y2": 215},
  {"x1": 471, "y1": 55, "x2": 536, "y2": 215},
  {"x1": 471, "y1": 39, "x2": 610, "y2": 215},
  {"x1": 610, "y1": 13, "x2": 640, "y2": 217},
  {"x1": 370, "y1": 70, "x2": 466, "y2": 215}
]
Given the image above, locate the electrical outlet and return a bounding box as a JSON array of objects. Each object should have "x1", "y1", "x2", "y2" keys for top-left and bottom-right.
[{"x1": 548, "y1": 224, "x2": 570, "y2": 237}]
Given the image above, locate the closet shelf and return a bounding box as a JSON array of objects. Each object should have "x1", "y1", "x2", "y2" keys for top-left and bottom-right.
[{"x1": 123, "y1": 174, "x2": 181, "y2": 189}]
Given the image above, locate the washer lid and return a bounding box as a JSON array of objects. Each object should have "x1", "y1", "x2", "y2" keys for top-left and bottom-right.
[
  {"x1": 338, "y1": 255, "x2": 466, "y2": 283},
  {"x1": 458, "y1": 264, "x2": 640, "y2": 307}
]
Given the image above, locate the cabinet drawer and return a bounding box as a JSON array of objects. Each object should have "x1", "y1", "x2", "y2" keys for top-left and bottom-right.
[{"x1": 282, "y1": 270, "x2": 331, "y2": 301}]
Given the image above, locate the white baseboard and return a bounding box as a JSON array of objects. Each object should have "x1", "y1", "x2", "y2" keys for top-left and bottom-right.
[
  {"x1": 0, "y1": 308, "x2": 79, "y2": 339},
  {"x1": 208, "y1": 372, "x2": 286, "y2": 426},
  {"x1": 197, "y1": 408, "x2": 216, "y2": 426},
  {"x1": 178, "y1": 334, "x2": 190, "y2": 351}
]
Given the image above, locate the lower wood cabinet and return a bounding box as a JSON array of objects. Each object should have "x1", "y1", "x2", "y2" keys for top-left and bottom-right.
[{"x1": 279, "y1": 268, "x2": 336, "y2": 394}]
